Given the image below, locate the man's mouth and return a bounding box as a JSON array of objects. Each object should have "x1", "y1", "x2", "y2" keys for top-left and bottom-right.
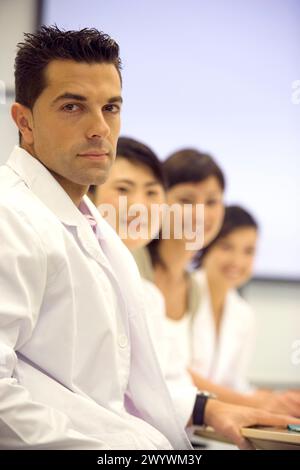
[{"x1": 78, "y1": 151, "x2": 109, "y2": 160}]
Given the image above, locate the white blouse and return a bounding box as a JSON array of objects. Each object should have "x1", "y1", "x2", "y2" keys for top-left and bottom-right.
[
  {"x1": 164, "y1": 314, "x2": 192, "y2": 375},
  {"x1": 189, "y1": 270, "x2": 257, "y2": 392}
]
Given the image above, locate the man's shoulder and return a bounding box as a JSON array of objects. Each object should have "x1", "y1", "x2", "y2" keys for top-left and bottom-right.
[
  {"x1": 1, "y1": 168, "x2": 38, "y2": 210},
  {"x1": 0, "y1": 163, "x2": 21, "y2": 196},
  {"x1": 0, "y1": 164, "x2": 61, "y2": 234}
]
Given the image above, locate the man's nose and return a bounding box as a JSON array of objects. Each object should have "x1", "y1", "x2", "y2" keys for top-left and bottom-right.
[{"x1": 86, "y1": 111, "x2": 110, "y2": 140}]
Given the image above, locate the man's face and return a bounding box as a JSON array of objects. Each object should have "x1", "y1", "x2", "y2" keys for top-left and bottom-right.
[{"x1": 21, "y1": 59, "x2": 122, "y2": 189}]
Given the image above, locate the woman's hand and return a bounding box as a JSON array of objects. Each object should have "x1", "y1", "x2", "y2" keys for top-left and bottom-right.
[
  {"x1": 203, "y1": 398, "x2": 300, "y2": 450},
  {"x1": 252, "y1": 389, "x2": 300, "y2": 417}
]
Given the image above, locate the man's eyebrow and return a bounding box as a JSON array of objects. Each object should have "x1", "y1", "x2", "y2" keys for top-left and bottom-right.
[
  {"x1": 51, "y1": 93, "x2": 87, "y2": 105},
  {"x1": 108, "y1": 96, "x2": 123, "y2": 104},
  {"x1": 51, "y1": 93, "x2": 123, "y2": 106}
]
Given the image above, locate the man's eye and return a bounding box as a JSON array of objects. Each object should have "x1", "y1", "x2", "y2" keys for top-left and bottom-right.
[
  {"x1": 62, "y1": 103, "x2": 80, "y2": 112},
  {"x1": 104, "y1": 104, "x2": 120, "y2": 114}
]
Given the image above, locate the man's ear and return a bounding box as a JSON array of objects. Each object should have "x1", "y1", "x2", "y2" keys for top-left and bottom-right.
[{"x1": 11, "y1": 102, "x2": 34, "y2": 145}]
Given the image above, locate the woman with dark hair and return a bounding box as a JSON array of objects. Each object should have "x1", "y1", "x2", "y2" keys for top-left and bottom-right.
[
  {"x1": 134, "y1": 150, "x2": 300, "y2": 417},
  {"x1": 89, "y1": 136, "x2": 166, "y2": 250},
  {"x1": 191, "y1": 206, "x2": 300, "y2": 414},
  {"x1": 147, "y1": 148, "x2": 225, "y2": 269},
  {"x1": 190, "y1": 205, "x2": 259, "y2": 392},
  {"x1": 134, "y1": 148, "x2": 226, "y2": 365}
]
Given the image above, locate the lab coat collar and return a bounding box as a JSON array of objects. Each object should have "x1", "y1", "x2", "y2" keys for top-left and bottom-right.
[
  {"x1": 5, "y1": 146, "x2": 113, "y2": 268},
  {"x1": 6, "y1": 146, "x2": 87, "y2": 228}
]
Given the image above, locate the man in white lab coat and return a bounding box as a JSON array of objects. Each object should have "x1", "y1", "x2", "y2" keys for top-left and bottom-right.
[{"x1": 0, "y1": 25, "x2": 298, "y2": 450}]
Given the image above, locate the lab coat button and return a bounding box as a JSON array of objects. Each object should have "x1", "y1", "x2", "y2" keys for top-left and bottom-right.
[{"x1": 118, "y1": 334, "x2": 128, "y2": 348}]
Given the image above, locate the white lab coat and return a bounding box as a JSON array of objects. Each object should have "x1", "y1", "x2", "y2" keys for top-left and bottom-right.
[
  {"x1": 0, "y1": 146, "x2": 191, "y2": 450},
  {"x1": 190, "y1": 270, "x2": 256, "y2": 392},
  {"x1": 141, "y1": 279, "x2": 197, "y2": 427}
]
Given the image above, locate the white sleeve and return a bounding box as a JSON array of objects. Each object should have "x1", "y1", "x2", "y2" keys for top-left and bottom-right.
[{"x1": 0, "y1": 205, "x2": 114, "y2": 449}]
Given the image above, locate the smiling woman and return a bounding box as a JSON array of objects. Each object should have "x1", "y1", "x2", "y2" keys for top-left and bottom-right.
[
  {"x1": 88, "y1": 136, "x2": 166, "y2": 249},
  {"x1": 191, "y1": 205, "x2": 259, "y2": 388}
]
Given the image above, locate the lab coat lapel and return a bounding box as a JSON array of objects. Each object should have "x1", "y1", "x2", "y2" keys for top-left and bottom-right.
[
  {"x1": 83, "y1": 195, "x2": 144, "y2": 318},
  {"x1": 74, "y1": 221, "x2": 112, "y2": 269},
  {"x1": 84, "y1": 199, "x2": 191, "y2": 449},
  {"x1": 6, "y1": 146, "x2": 111, "y2": 268}
]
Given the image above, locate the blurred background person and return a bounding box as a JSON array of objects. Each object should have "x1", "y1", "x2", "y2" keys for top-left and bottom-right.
[
  {"x1": 190, "y1": 205, "x2": 300, "y2": 416},
  {"x1": 134, "y1": 149, "x2": 300, "y2": 417},
  {"x1": 89, "y1": 139, "x2": 300, "y2": 449}
]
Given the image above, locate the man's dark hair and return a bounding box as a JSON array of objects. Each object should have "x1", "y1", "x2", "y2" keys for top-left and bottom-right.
[{"x1": 15, "y1": 25, "x2": 122, "y2": 110}]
